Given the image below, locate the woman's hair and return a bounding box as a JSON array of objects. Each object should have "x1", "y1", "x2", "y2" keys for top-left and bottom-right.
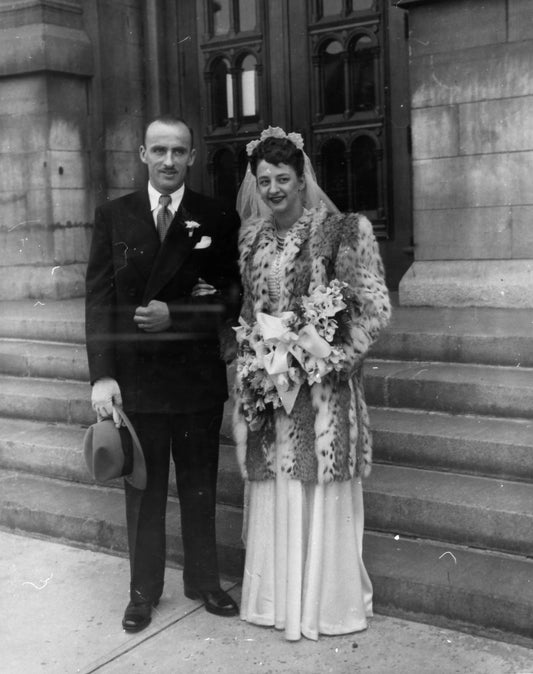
[{"x1": 249, "y1": 136, "x2": 305, "y2": 178}]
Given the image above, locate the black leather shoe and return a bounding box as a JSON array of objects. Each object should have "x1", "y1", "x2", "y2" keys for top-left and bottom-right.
[
  {"x1": 184, "y1": 586, "x2": 239, "y2": 617},
  {"x1": 122, "y1": 599, "x2": 159, "y2": 632}
]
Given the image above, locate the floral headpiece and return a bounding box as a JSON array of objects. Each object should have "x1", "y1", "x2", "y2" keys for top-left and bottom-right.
[{"x1": 246, "y1": 126, "x2": 304, "y2": 157}]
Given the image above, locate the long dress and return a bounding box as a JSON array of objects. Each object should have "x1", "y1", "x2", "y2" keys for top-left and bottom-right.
[{"x1": 239, "y1": 232, "x2": 373, "y2": 641}]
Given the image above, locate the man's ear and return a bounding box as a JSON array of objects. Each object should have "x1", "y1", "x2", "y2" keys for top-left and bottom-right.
[
  {"x1": 187, "y1": 148, "x2": 196, "y2": 167},
  {"x1": 139, "y1": 145, "x2": 147, "y2": 164}
]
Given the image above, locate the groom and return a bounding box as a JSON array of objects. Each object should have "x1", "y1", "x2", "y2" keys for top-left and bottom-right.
[{"x1": 85, "y1": 115, "x2": 241, "y2": 632}]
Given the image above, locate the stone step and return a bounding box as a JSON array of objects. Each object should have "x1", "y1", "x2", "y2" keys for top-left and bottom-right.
[
  {"x1": 0, "y1": 375, "x2": 236, "y2": 463},
  {"x1": 0, "y1": 469, "x2": 244, "y2": 578},
  {"x1": 4, "y1": 405, "x2": 533, "y2": 495},
  {"x1": 0, "y1": 299, "x2": 85, "y2": 343},
  {"x1": 365, "y1": 464, "x2": 533, "y2": 557},
  {"x1": 0, "y1": 338, "x2": 89, "y2": 381},
  {"x1": 2, "y1": 299, "x2": 532, "y2": 368},
  {"x1": 1, "y1": 465, "x2": 531, "y2": 641},
  {"x1": 0, "y1": 417, "x2": 87, "y2": 483},
  {"x1": 0, "y1": 375, "x2": 92, "y2": 425},
  {"x1": 365, "y1": 358, "x2": 533, "y2": 419},
  {"x1": 0, "y1": 375, "x2": 225, "y2": 439},
  {"x1": 0, "y1": 416, "x2": 242, "y2": 507},
  {"x1": 371, "y1": 407, "x2": 533, "y2": 482},
  {"x1": 365, "y1": 531, "x2": 533, "y2": 642},
  {"x1": 5, "y1": 356, "x2": 533, "y2": 434},
  {"x1": 371, "y1": 304, "x2": 533, "y2": 367},
  {"x1": 2, "y1": 414, "x2": 530, "y2": 558},
  {"x1": 0, "y1": 337, "x2": 231, "y2": 442}
]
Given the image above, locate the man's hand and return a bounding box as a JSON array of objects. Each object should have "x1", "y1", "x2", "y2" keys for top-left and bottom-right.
[
  {"x1": 191, "y1": 277, "x2": 218, "y2": 297},
  {"x1": 134, "y1": 300, "x2": 172, "y2": 332},
  {"x1": 91, "y1": 377, "x2": 123, "y2": 427}
]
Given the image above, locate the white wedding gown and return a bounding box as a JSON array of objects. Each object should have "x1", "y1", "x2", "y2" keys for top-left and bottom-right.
[
  {"x1": 240, "y1": 447, "x2": 373, "y2": 641},
  {"x1": 239, "y1": 238, "x2": 373, "y2": 640}
]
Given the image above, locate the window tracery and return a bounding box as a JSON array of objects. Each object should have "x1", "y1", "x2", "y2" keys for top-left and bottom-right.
[{"x1": 202, "y1": 1, "x2": 264, "y2": 200}]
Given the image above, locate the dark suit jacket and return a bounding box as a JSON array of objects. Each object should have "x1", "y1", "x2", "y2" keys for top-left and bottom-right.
[{"x1": 85, "y1": 186, "x2": 241, "y2": 414}]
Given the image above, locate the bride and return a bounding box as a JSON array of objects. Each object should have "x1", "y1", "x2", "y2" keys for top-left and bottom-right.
[{"x1": 233, "y1": 127, "x2": 391, "y2": 641}]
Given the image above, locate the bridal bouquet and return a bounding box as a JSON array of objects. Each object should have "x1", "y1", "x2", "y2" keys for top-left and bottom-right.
[{"x1": 234, "y1": 280, "x2": 356, "y2": 428}]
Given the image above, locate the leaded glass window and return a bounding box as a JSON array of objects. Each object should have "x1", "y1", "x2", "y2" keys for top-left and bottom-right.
[
  {"x1": 322, "y1": 40, "x2": 344, "y2": 115},
  {"x1": 350, "y1": 34, "x2": 376, "y2": 112},
  {"x1": 351, "y1": 135, "x2": 379, "y2": 214},
  {"x1": 212, "y1": 58, "x2": 233, "y2": 126},
  {"x1": 321, "y1": 138, "x2": 347, "y2": 211},
  {"x1": 240, "y1": 54, "x2": 258, "y2": 118},
  {"x1": 212, "y1": 0, "x2": 230, "y2": 36}
]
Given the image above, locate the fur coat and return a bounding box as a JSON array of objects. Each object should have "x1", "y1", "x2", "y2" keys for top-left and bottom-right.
[{"x1": 233, "y1": 204, "x2": 391, "y2": 483}]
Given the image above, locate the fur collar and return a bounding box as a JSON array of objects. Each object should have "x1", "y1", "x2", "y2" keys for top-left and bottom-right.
[{"x1": 242, "y1": 205, "x2": 329, "y2": 314}]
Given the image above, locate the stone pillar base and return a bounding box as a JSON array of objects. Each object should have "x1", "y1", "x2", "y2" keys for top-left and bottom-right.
[{"x1": 399, "y1": 260, "x2": 533, "y2": 308}]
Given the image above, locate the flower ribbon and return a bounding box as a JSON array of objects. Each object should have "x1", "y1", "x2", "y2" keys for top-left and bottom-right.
[{"x1": 256, "y1": 312, "x2": 331, "y2": 414}]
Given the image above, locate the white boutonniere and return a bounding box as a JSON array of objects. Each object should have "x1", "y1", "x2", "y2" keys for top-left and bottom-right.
[{"x1": 185, "y1": 220, "x2": 201, "y2": 238}]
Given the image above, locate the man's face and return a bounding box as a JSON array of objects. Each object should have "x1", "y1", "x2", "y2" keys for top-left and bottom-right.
[{"x1": 139, "y1": 121, "x2": 196, "y2": 194}]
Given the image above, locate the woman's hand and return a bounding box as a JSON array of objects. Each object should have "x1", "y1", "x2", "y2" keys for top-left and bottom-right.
[{"x1": 191, "y1": 277, "x2": 218, "y2": 297}]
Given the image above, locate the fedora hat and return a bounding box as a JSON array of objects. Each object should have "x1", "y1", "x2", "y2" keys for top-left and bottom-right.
[{"x1": 84, "y1": 406, "x2": 146, "y2": 490}]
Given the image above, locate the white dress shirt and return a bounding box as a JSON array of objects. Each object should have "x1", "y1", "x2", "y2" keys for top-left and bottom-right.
[{"x1": 147, "y1": 182, "x2": 185, "y2": 229}]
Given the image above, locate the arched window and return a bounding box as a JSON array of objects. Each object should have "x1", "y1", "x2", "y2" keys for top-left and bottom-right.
[
  {"x1": 321, "y1": 40, "x2": 345, "y2": 116},
  {"x1": 240, "y1": 54, "x2": 258, "y2": 118},
  {"x1": 213, "y1": 148, "x2": 237, "y2": 206},
  {"x1": 351, "y1": 135, "x2": 379, "y2": 214},
  {"x1": 212, "y1": 0, "x2": 230, "y2": 36},
  {"x1": 321, "y1": 138, "x2": 347, "y2": 211},
  {"x1": 212, "y1": 58, "x2": 233, "y2": 127},
  {"x1": 350, "y1": 34, "x2": 376, "y2": 112}
]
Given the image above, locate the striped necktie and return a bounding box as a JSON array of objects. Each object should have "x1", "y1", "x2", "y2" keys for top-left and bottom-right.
[{"x1": 156, "y1": 194, "x2": 172, "y2": 242}]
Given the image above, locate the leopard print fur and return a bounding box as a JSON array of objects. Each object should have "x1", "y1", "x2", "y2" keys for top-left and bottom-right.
[{"x1": 234, "y1": 205, "x2": 391, "y2": 482}]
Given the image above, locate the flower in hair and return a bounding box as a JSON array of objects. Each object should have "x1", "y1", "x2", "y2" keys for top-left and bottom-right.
[
  {"x1": 245, "y1": 139, "x2": 261, "y2": 156},
  {"x1": 262, "y1": 126, "x2": 287, "y2": 141},
  {"x1": 246, "y1": 126, "x2": 305, "y2": 156},
  {"x1": 286, "y1": 132, "x2": 304, "y2": 150}
]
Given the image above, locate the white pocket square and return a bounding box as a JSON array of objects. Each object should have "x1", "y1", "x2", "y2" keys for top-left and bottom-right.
[{"x1": 193, "y1": 236, "x2": 212, "y2": 250}]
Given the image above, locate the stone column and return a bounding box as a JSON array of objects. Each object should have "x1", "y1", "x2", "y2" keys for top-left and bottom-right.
[
  {"x1": 398, "y1": 0, "x2": 533, "y2": 307},
  {"x1": 0, "y1": 0, "x2": 93, "y2": 300}
]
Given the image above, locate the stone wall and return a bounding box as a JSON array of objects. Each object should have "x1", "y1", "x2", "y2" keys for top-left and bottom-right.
[
  {"x1": 399, "y1": 0, "x2": 533, "y2": 307},
  {"x1": 0, "y1": 0, "x2": 146, "y2": 300},
  {"x1": 90, "y1": 0, "x2": 146, "y2": 202}
]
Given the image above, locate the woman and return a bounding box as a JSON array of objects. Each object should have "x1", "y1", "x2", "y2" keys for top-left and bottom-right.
[{"x1": 233, "y1": 127, "x2": 391, "y2": 641}]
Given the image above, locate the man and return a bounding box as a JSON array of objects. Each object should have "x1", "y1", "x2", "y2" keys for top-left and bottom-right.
[{"x1": 85, "y1": 115, "x2": 241, "y2": 632}]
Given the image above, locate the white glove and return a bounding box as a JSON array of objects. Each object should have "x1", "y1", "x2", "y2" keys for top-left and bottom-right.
[{"x1": 91, "y1": 377, "x2": 123, "y2": 427}]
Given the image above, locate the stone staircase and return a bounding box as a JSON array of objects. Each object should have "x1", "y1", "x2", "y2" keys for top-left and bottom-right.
[
  {"x1": 0, "y1": 298, "x2": 243, "y2": 575},
  {"x1": 364, "y1": 305, "x2": 533, "y2": 643},
  {"x1": 0, "y1": 299, "x2": 532, "y2": 643}
]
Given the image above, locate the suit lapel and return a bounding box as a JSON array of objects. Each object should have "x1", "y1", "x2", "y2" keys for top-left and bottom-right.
[
  {"x1": 142, "y1": 189, "x2": 200, "y2": 304},
  {"x1": 116, "y1": 191, "x2": 160, "y2": 282}
]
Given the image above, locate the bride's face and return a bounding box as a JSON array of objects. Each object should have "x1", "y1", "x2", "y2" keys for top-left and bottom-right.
[{"x1": 255, "y1": 160, "x2": 304, "y2": 220}]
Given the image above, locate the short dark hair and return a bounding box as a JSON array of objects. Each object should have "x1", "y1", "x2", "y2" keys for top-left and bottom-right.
[
  {"x1": 249, "y1": 136, "x2": 305, "y2": 178},
  {"x1": 143, "y1": 115, "x2": 194, "y2": 148}
]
